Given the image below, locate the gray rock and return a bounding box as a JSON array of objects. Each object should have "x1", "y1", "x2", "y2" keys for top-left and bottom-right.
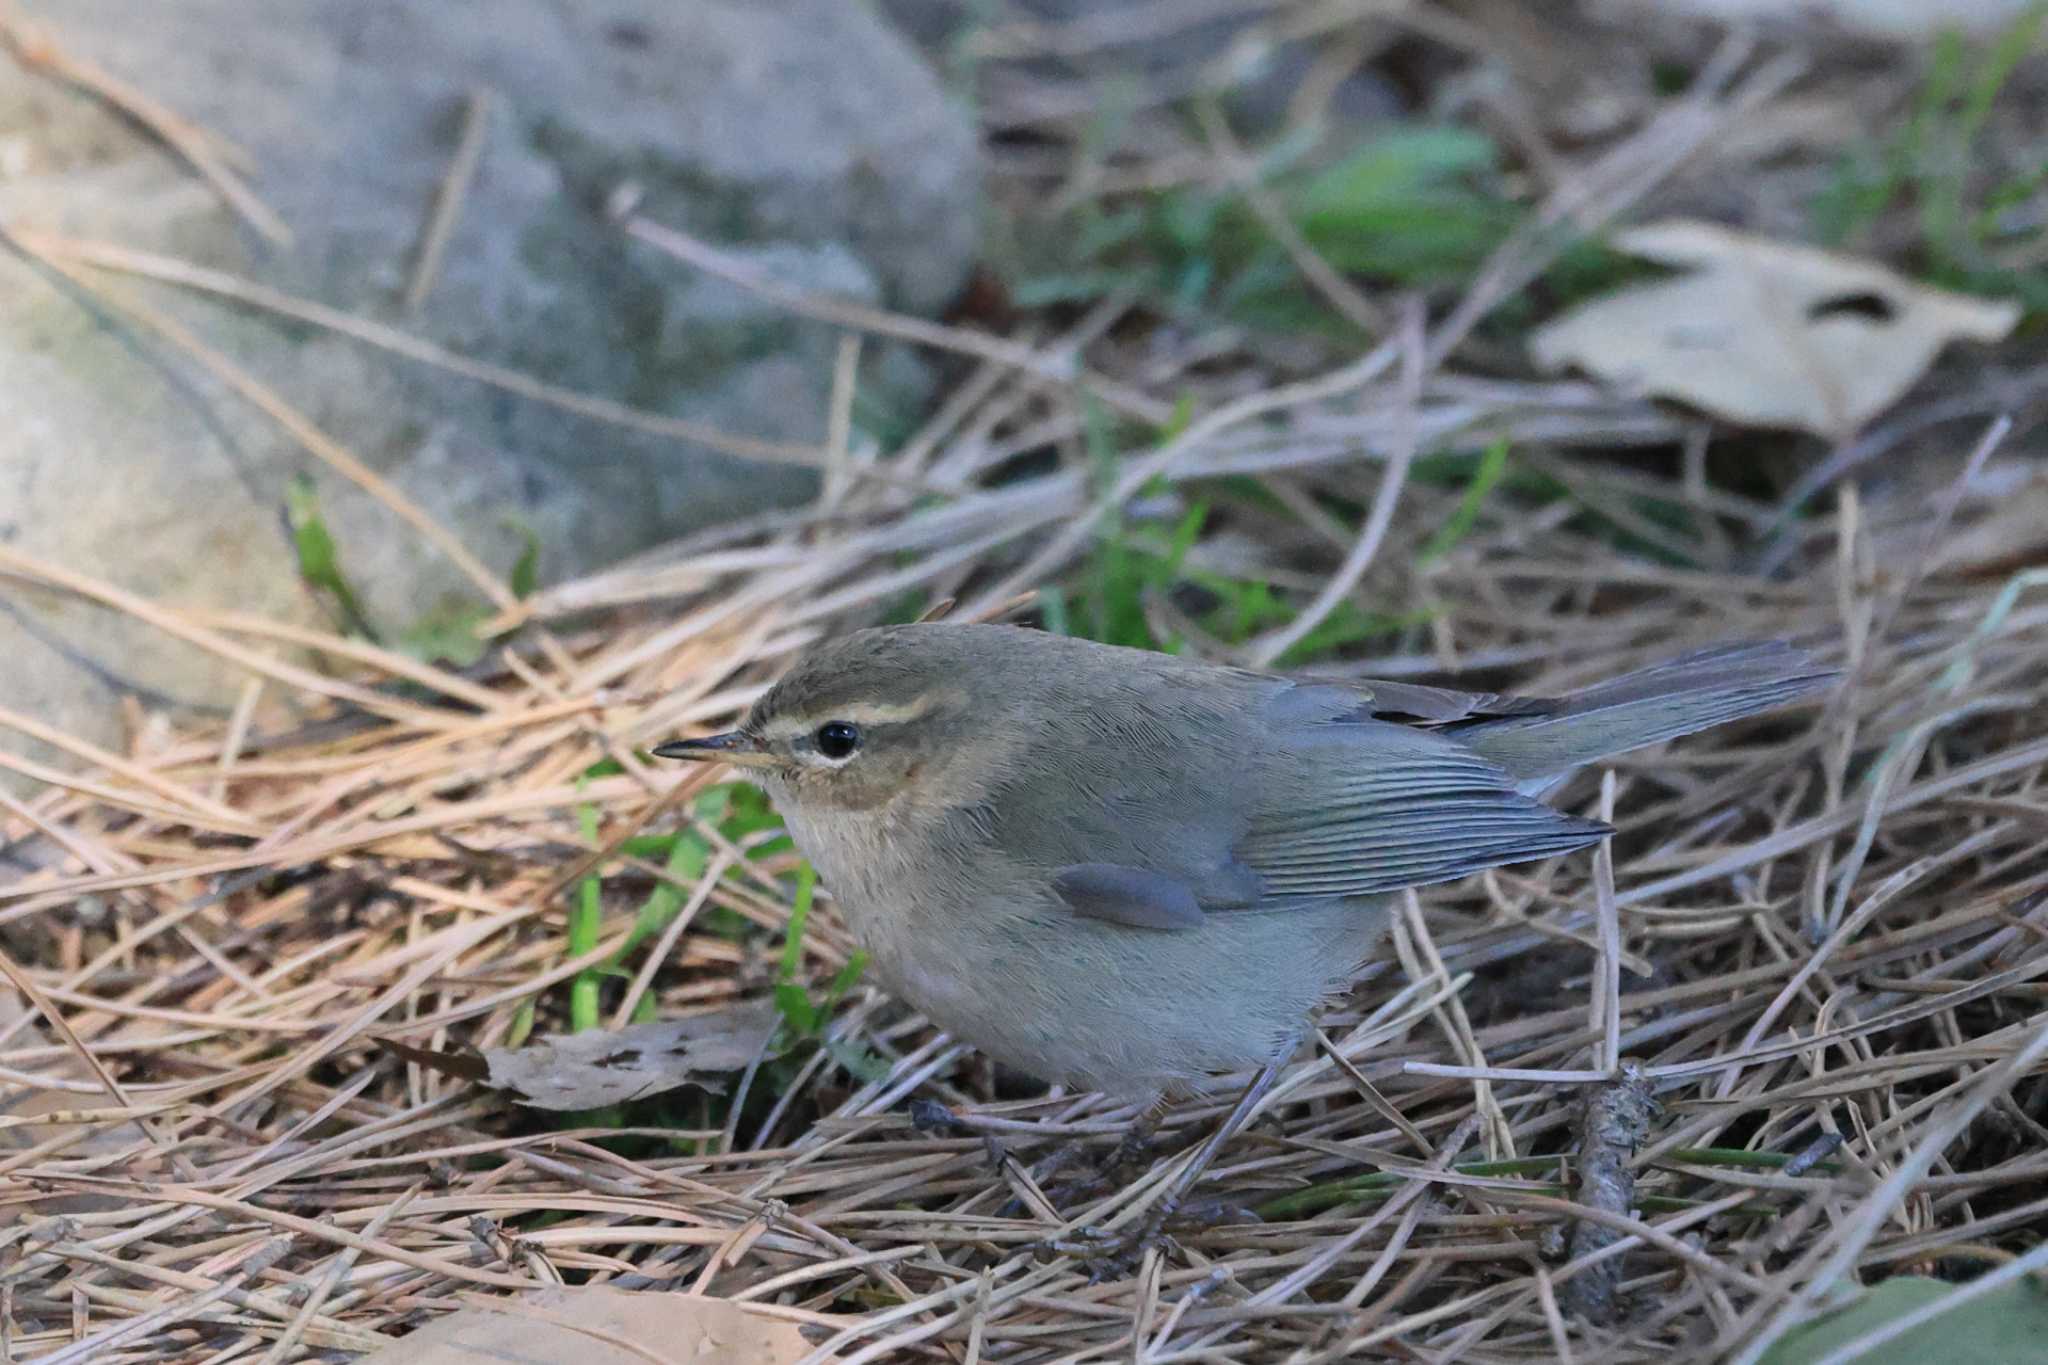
[{"x1": 0, "y1": 0, "x2": 979, "y2": 770}]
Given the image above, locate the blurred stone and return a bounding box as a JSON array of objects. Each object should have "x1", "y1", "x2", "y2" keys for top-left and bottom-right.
[{"x1": 0, "y1": 0, "x2": 979, "y2": 768}]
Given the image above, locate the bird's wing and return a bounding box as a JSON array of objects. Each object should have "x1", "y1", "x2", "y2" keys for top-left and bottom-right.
[
  {"x1": 1051, "y1": 863, "x2": 1208, "y2": 929},
  {"x1": 1007, "y1": 675, "x2": 1605, "y2": 928},
  {"x1": 1234, "y1": 710, "x2": 1609, "y2": 901},
  {"x1": 1281, "y1": 676, "x2": 1560, "y2": 726},
  {"x1": 1033, "y1": 651, "x2": 1819, "y2": 924}
]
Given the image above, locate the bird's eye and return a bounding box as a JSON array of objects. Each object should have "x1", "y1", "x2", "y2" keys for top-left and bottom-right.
[{"x1": 815, "y1": 721, "x2": 862, "y2": 760}]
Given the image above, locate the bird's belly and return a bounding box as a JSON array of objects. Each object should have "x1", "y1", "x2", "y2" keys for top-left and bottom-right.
[{"x1": 855, "y1": 893, "x2": 1394, "y2": 1101}]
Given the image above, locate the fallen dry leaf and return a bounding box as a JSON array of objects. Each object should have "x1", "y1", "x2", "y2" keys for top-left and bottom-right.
[
  {"x1": 1927, "y1": 475, "x2": 2048, "y2": 578},
  {"x1": 357, "y1": 1288, "x2": 811, "y2": 1364},
  {"x1": 1599, "y1": 0, "x2": 2037, "y2": 42},
  {"x1": 1531, "y1": 220, "x2": 2019, "y2": 438},
  {"x1": 382, "y1": 1004, "x2": 779, "y2": 1111}
]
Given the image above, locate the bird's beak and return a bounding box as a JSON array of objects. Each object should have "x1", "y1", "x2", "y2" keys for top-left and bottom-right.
[{"x1": 650, "y1": 731, "x2": 778, "y2": 769}]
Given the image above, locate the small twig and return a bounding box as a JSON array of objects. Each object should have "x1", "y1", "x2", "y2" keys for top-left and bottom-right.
[
  {"x1": 1728, "y1": 1020, "x2": 2048, "y2": 1362},
  {"x1": 1315, "y1": 1027, "x2": 1429, "y2": 1155},
  {"x1": 1592, "y1": 771, "x2": 1622, "y2": 1073},
  {"x1": 34, "y1": 1235, "x2": 296, "y2": 1365},
  {"x1": 256, "y1": 1186, "x2": 419, "y2": 1364},
  {"x1": 1193, "y1": 96, "x2": 1384, "y2": 333},
  {"x1": 1245, "y1": 295, "x2": 1423, "y2": 666},
  {"x1": 1560, "y1": 1061, "x2": 1657, "y2": 1324},
  {"x1": 1402, "y1": 1063, "x2": 1612, "y2": 1084},
  {"x1": 405, "y1": 87, "x2": 494, "y2": 314},
  {"x1": 1781, "y1": 1132, "x2": 1845, "y2": 1179},
  {"x1": 822, "y1": 333, "x2": 864, "y2": 514},
  {"x1": 7, "y1": 241, "x2": 516, "y2": 612},
  {"x1": 0, "y1": 4, "x2": 290, "y2": 245},
  {"x1": 613, "y1": 204, "x2": 1172, "y2": 426},
  {"x1": 19, "y1": 232, "x2": 838, "y2": 473},
  {"x1": 1396, "y1": 891, "x2": 1517, "y2": 1159}
]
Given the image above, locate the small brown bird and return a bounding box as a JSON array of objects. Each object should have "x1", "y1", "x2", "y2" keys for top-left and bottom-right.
[{"x1": 656, "y1": 625, "x2": 1831, "y2": 1229}]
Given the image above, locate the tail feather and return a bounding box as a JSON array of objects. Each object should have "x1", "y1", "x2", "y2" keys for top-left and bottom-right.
[{"x1": 1454, "y1": 641, "x2": 1836, "y2": 794}]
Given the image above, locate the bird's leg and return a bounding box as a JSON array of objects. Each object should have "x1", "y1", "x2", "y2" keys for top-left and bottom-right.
[
  {"x1": 1131, "y1": 1059, "x2": 1283, "y2": 1236},
  {"x1": 921, "y1": 1095, "x2": 1172, "y2": 1217},
  {"x1": 1108, "y1": 1094, "x2": 1173, "y2": 1172},
  {"x1": 1036, "y1": 1094, "x2": 1171, "y2": 1206},
  {"x1": 1044, "y1": 1060, "x2": 1284, "y2": 1279}
]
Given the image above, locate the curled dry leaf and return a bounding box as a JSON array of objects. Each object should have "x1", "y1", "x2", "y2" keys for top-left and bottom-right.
[
  {"x1": 357, "y1": 1288, "x2": 810, "y2": 1364},
  {"x1": 379, "y1": 1003, "x2": 779, "y2": 1111},
  {"x1": 1531, "y1": 220, "x2": 2019, "y2": 438}
]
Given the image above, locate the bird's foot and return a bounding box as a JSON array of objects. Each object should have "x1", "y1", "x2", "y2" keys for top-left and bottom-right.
[
  {"x1": 1036, "y1": 1122, "x2": 1159, "y2": 1207},
  {"x1": 973, "y1": 1118, "x2": 1162, "y2": 1218},
  {"x1": 914, "y1": 1093, "x2": 1167, "y2": 1204},
  {"x1": 1032, "y1": 1197, "x2": 1261, "y2": 1282},
  {"x1": 1034, "y1": 1214, "x2": 1171, "y2": 1283}
]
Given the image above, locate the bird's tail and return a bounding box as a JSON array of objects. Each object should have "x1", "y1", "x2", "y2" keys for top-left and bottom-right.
[{"x1": 1455, "y1": 642, "x2": 1837, "y2": 795}]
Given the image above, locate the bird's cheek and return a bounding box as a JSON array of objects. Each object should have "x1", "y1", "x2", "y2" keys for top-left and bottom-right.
[{"x1": 754, "y1": 770, "x2": 799, "y2": 810}]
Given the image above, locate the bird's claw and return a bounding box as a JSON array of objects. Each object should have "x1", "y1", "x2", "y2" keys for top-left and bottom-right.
[
  {"x1": 989, "y1": 1123, "x2": 1160, "y2": 1218},
  {"x1": 1037, "y1": 1167, "x2": 1110, "y2": 1210},
  {"x1": 1103, "y1": 1123, "x2": 1160, "y2": 1175},
  {"x1": 1033, "y1": 1124, "x2": 1160, "y2": 1203},
  {"x1": 1030, "y1": 1196, "x2": 1264, "y2": 1278},
  {"x1": 1032, "y1": 1217, "x2": 1173, "y2": 1283}
]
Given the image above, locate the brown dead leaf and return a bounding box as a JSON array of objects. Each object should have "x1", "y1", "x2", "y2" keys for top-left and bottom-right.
[
  {"x1": 381, "y1": 1004, "x2": 779, "y2": 1111},
  {"x1": 1531, "y1": 220, "x2": 2019, "y2": 438},
  {"x1": 1599, "y1": 0, "x2": 2037, "y2": 42},
  {"x1": 356, "y1": 1288, "x2": 810, "y2": 1364}
]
